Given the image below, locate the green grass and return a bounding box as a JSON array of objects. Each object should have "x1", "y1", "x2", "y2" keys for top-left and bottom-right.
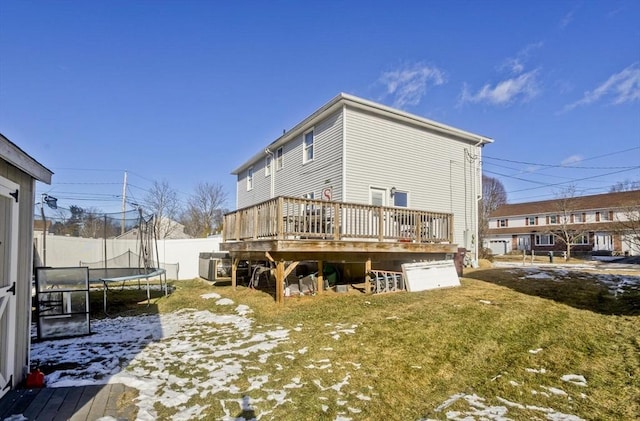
[{"x1": 109, "y1": 273, "x2": 639, "y2": 420}]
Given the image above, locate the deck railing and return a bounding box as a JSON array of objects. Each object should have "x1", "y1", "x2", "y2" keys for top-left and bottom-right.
[{"x1": 223, "y1": 196, "x2": 453, "y2": 244}]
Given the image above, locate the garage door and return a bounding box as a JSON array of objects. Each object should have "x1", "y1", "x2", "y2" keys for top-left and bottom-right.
[{"x1": 489, "y1": 240, "x2": 507, "y2": 255}]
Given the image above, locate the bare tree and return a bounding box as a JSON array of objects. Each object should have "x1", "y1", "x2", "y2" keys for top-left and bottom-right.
[
  {"x1": 612, "y1": 198, "x2": 640, "y2": 253},
  {"x1": 547, "y1": 186, "x2": 588, "y2": 260},
  {"x1": 609, "y1": 179, "x2": 640, "y2": 192},
  {"x1": 144, "y1": 180, "x2": 183, "y2": 239},
  {"x1": 182, "y1": 182, "x2": 228, "y2": 238},
  {"x1": 479, "y1": 175, "x2": 507, "y2": 247}
]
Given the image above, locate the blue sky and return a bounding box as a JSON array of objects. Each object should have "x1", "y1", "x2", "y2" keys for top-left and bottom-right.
[{"x1": 1, "y1": 0, "x2": 639, "y2": 214}]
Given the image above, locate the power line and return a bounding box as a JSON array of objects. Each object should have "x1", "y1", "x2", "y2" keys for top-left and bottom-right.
[
  {"x1": 484, "y1": 146, "x2": 640, "y2": 169},
  {"x1": 507, "y1": 167, "x2": 640, "y2": 193}
]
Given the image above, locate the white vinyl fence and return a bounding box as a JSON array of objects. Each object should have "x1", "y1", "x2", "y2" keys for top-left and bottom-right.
[{"x1": 33, "y1": 234, "x2": 223, "y2": 280}]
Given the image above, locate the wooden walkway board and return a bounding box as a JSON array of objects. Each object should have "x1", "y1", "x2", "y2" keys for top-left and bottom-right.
[{"x1": 0, "y1": 384, "x2": 137, "y2": 421}]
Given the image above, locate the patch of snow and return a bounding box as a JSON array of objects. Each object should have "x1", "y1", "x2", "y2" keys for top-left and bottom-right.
[
  {"x1": 215, "y1": 298, "x2": 234, "y2": 305},
  {"x1": 200, "y1": 292, "x2": 221, "y2": 299},
  {"x1": 434, "y1": 393, "x2": 586, "y2": 421},
  {"x1": 526, "y1": 368, "x2": 547, "y2": 374},
  {"x1": 509, "y1": 380, "x2": 520, "y2": 387},
  {"x1": 542, "y1": 386, "x2": 568, "y2": 396},
  {"x1": 479, "y1": 299, "x2": 492, "y2": 305},
  {"x1": 527, "y1": 272, "x2": 555, "y2": 280},
  {"x1": 529, "y1": 348, "x2": 543, "y2": 354},
  {"x1": 356, "y1": 393, "x2": 372, "y2": 401},
  {"x1": 561, "y1": 374, "x2": 587, "y2": 387},
  {"x1": 235, "y1": 304, "x2": 252, "y2": 315}
]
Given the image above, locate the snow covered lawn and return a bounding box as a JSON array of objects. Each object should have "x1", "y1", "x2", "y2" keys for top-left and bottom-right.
[{"x1": 27, "y1": 275, "x2": 639, "y2": 420}]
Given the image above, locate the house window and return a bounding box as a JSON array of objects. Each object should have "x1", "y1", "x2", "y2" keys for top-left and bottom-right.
[
  {"x1": 571, "y1": 234, "x2": 589, "y2": 245},
  {"x1": 276, "y1": 147, "x2": 283, "y2": 170},
  {"x1": 573, "y1": 213, "x2": 584, "y2": 223},
  {"x1": 265, "y1": 156, "x2": 271, "y2": 176},
  {"x1": 303, "y1": 130, "x2": 314, "y2": 163},
  {"x1": 498, "y1": 219, "x2": 508, "y2": 227},
  {"x1": 393, "y1": 191, "x2": 408, "y2": 207},
  {"x1": 370, "y1": 188, "x2": 386, "y2": 206},
  {"x1": 247, "y1": 167, "x2": 254, "y2": 191},
  {"x1": 549, "y1": 215, "x2": 557, "y2": 224},
  {"x1": 599, "y1": 211, "x2": 610, "y2": 221},
  {"x1": 535, "y1": 234, "x2": 555, "y2": 246},
  {"x1": 527, "y1": 216, "x2": 536, "y2": 225}
]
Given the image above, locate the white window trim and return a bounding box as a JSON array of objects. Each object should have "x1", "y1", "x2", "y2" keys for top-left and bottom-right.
[
  {"x1": 369, "y1": 187, "x2": 387, "y2": 207},
  {"x1": 247, "y1": 166, "x2": 254, "y2": 191},
  {"x1": 265, "y1": 156, "x2": 271, "y2": 177},
  {"x1": 392, "y1": 190, "x2": 409, "y2": 207},
  {"x1": 276, "y1": 147, "x2": 283, "y2": 171},
  {"x1": 303, "y1": 128, "x2": 314, "y2": 164},
  {"x1": 527, "y1": 216, "x2": 536, "y2": 225}
]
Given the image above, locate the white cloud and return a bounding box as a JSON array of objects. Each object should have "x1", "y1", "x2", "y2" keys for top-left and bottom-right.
[
  {"x1": 559, "y1": 10, "x2": 575, "y2": 29},
  {"x1": 460, "y1": 69, "x2": 540, "y2": 106},
  {"x1": 561, "y1": 155, "x2": 583, "y2": 166},
  {"x1": 562, "y1": 63, "x2": 640, "y2": 112},
  {"x1": 500, "y1": 42, "x2": 543, "y2": 75},
  {"x1": 378, "y1": 63, "x2": 446, "y2": 108}
]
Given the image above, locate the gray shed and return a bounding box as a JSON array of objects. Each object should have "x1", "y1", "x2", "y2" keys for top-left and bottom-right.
[{"x1": 1, "y1": 133, "x2": 52, "y2": 398}]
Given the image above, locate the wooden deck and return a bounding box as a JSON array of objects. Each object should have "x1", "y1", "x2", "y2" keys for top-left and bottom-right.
[
  {"x1": 221, "y1": 197, "x2": 460, "y2": 303},
  {"x1": 223, "y1": 196, "x2": 454, "y2": 243},
  {"x1": 0, "y1": 384, "x2": 137, "y2": 421}
]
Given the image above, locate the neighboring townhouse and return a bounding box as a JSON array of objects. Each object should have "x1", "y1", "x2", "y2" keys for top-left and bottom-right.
[
  {"x1": 1, "y1": 133, "x2": 53, "y2": 399},
  {"x1": 485, "y1": 190, "x2": 640, "y2": 256},
  {"x1": 231, "y1": 93, "x2": 492, "y2": 258}
]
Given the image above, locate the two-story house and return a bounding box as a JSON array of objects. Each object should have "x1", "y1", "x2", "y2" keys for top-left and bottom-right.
[
  {"x1": 231, "y1": 93, "x2": 492, "y2": 252},
  {"x1": 485, "y1": 190, "x2": 640, "y2": 256},
  {"x1": 222, "y1": 93, "x2": 493, "y2": 301}
]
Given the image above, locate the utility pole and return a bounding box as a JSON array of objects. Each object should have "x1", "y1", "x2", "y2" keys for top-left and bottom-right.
[
  {"x1": 40, "y1": 194, "x2": 47, "y2": 266},
  {"x1": 121, "y1": 170, "x2": 128, "y2": 235}
]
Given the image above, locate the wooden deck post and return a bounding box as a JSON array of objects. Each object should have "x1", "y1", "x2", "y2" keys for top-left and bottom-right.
[
  {"x1": 333, "y1": 202, "x2": 340, "y2": 240},
  {"x1": 231, "y1": 258, "x2": 238, "y2": 288},
  {"x1": 276, "y1": 260, "x2": 285, "y2": 304},
  {"x1": 364, "y1": 258, "x2": 371, "y2": 294},
  {"x1": 378, "y1": 208, "x2": 384, "y2": 242},
  {"x1": 277, "y1": 197, "x2": 284, "y2": 239},
  {"x1": 317, "y1": 260, "x2": 324, "y2": 294}
]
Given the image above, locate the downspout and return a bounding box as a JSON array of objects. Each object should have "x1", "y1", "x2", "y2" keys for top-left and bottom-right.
[
  {"x1": 472, "y1": 138, "x2": 485, "y2": 266},
  {"x1": 342, "y1": 104, "x2": 347, "y2": 202},
  {"x1": 265, "y1": 148, "x2": 275, "y2": 198}
]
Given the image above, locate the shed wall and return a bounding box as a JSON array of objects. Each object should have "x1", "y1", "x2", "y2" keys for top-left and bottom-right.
[{"x1": 0, "y1": 159, "x2": 36, "y2": 385}]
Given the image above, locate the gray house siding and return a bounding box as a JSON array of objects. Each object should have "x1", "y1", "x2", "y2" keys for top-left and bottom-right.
[
  {"x1": 231, "y1": 94, "x2": 490, "y2": 255},
  {"x1": 343, "y1": 106, "x2": 481, "y2": 248},
  {"x1": 236, "y1": 109, "x2": 344, "y2": 209}
]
